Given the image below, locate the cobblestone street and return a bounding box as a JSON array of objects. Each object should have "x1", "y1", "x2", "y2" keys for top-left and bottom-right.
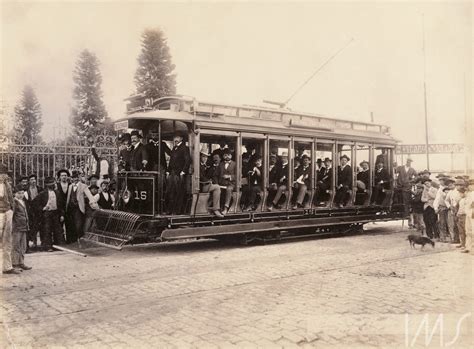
[{"x1": 1, "y1": 221, "x2": 473, "y2": 348}]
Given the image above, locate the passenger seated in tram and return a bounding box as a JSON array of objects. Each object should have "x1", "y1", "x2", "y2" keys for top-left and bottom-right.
[
  {"x1": 199, "y1": 152, "x2": 224, "y2": 217},
  {"x1": 334, "y1": 155, "x2": 352, "y2": 208},
  {"x1": 316, "y1": 159, "x2": 324, "y2": 174},
  {"x1": 211, "y1": 138, "x2": 228, "y2": 159},
  {"x1": 315, "y1": 157, "x2": 332, "y2": 205},
  {"x1": 371, "y1": 161, "x2": 390, "y2": 205},
  {"x1": 118, "y1": 133, "x2": 132, "y2": 171},
  {"x1": 268, "y1": 152, "x2": 289, "y2": 211},
  {"x1": 217, "y1": 148, "x2": 236, "y2": 215},
  {"x1": 244, "y1": 157, "x2": 263, "y2": 211},
  {"x1": 355, "y1": 160, "x2": 370, "y2": 205},
  {"x1": 292, "y1": 154, "x2": 311, "y2": 209},
  {"x1": 165, "y1": 131, "x2": 191, "y2": 215},
  {"x1": 129, "y1": 130, "x2": 149, "y2": 171},
  {"x1": 267, "y1": 153, "x2": 280, "y2": 204},
  {"x1": 212, "y1": 153, "x2": 221, "y2": 167}
]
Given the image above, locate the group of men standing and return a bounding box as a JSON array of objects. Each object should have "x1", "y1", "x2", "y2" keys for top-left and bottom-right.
[{"x1": 119, "y1": 130, "x2": 191, "y2": 214}]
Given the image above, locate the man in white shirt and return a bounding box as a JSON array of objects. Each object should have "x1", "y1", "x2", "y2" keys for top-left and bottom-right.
[
  {"x1": 461, "y1": 179, "x2": 474, "y2": 254},
  {"x1": 445, "y1": 179, "x2": 464, "y2": 244}
]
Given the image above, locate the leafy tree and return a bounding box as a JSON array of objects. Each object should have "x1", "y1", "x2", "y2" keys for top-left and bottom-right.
[
  {"x1": 13, "y1": 85, "x2": 43, "y2": 143},
  {"x1": 134, "y1": 28, "x2": 177, "y2": 101},
  {"x1": 71, "y1": 49, "x2": 109, "y2": 136}
]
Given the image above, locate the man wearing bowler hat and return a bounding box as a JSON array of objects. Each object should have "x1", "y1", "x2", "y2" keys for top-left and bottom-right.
[
  {"x1": 24, "y1": 174, "x2": 43, "y2": 251},
  {"x1": 315, "y1": 157, "x2": 333, "y2": 205},
  {"x1": 166, "y1": 130, "x2": 191, "y2": 214},
  {"x1": 129, "y1": 130, "x2": 149, "y2": 171},
  {"x1": 292, "y1": 154, "x2": 311, "y2": 209},
  {"x1": 118, "y1": 133, "x2": 132, "y2": 171},
  {"x1": 371, "y1": 161, "x2": 390, "y2": 205},
  {"x1": 334, "y1": 154, "x2": 352, "y2": 207}
]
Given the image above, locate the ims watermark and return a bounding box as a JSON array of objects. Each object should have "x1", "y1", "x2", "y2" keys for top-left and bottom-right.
[{"x1": 405, "y1": 312, "x2": 471, "y2": 347}]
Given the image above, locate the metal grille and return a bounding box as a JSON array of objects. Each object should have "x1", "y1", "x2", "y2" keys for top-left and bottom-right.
[
  {"x1": 0, "y1": 134, "x2": 117, "y2": 186},
  {"x1": 83, "y1": 209, "x2": 141, "y2": 250}
]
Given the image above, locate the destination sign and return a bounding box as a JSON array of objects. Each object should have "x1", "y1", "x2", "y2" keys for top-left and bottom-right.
[{"x1": 395, "y1": 144, "x2": 465, "y2": 154}]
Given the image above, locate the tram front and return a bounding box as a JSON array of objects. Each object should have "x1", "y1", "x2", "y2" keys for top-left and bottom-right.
[{"x1": 83, "y1": 105, "x2": 195, "y2": 249}]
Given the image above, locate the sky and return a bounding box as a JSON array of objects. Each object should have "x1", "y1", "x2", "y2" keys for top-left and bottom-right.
[{"x1": 1, "y1": 1, "x2": 472, "y2": 170}]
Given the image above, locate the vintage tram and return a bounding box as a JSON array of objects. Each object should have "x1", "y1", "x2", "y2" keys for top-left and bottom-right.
[{"x1": 84, "y1": 96, "x2": 406, "y2": 249}]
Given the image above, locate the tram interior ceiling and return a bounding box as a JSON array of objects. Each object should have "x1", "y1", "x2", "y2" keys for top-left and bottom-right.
[{"x1": 82, "y1": 96, "x2": 405, "y2": 248}]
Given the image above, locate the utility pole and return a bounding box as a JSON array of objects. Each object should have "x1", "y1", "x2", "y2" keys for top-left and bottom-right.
[{"x1": 422, "y1": 14, "x2": 430, "y2": 171}]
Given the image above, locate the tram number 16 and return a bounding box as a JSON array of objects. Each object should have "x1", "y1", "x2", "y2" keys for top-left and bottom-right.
[{"x1": 134, "y1": 190, "x2": 148, "y2": 201}]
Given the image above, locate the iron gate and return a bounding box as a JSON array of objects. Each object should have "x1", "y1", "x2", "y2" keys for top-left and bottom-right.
[{"x1": 0, "y1": 134, "x2": 118, "y2": 186}]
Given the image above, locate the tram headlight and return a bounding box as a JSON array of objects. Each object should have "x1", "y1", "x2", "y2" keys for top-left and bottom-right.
[{"x1": 122, "y1": 188, "x2": 131, "y2": 204}]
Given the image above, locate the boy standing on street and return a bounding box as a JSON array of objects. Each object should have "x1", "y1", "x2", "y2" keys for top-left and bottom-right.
[{"x1": 12, "y1": 185, "x2": 32, "y2": 271}]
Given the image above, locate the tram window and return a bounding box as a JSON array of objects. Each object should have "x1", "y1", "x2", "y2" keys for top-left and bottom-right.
[
  {"x1": 372, "y1": 147, "x2": 392, "y2": 205},
  {"x1": 355, "y1": 145, "x2": 370, "y2": 206},
  {"x1": 314, "y1": 142, "x2": 333, "y2": 206},
  {"x1": 267, "y1": 139, "x2": 290, "y2": 210},
  {"x1": 292, "y1": 141, "x2": 312, "y2": 209},
  {"x1": 241, "y1": 137, "x2": 265, "y2": 211},
  {"x1": 199, "y1": 134, "x2": 237, "y2": 215},
  {"x1": 335, "y1": 144, "x2": 353, "y2": 208}
]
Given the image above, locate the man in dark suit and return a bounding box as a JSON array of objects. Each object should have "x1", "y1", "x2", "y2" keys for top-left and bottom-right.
[
  {"x1": 334, "y1": 155, "x2": 352, "y2": 207},
  {"x1": 118, "y1": 133, "x2": 132, "y2": 171},
  {"x1": 166, "y1": 131, "x2": 191, "y2": 214},
  {"x1": 292, "y1": 154, "x2": 311, "y2": 209},
  {"x1": 245, "y1": 157, "x2": 263, "y2": 211},
  {"x1": 32, "y1": 177, "x2": 65, "y2": 251},
  {"x1": 129, "y1": 130, "x2": 149, "y2": 171},
  {"x1": 395, "y1": 158, "x2": 417, "y2": 208},
  {"x1": 23, "y1": 174, "x2": 43, "y2": 251},
  {"x1": 371, "y1": 161, "x2": 391, "y2": 205},
  {"x1": 267, "y1": 154, "x2": 280, "y2": 207},
  {"x1": 217, "y1": 149, "x2": 237, "y2": 215},
  {"x1": 355, "y1": 161, "x2": 370, "y2": 205},
  {"x1": 146, "y1": 133, "x2": 171, "y2": 172},
  {"x1": 268, "y1": 152, "x2": 289, "y2": 210},
  {"x1": 315, "y1": 157, "x2": 332, "y2": 205}
]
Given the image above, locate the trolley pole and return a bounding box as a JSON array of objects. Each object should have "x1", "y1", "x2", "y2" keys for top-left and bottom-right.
[{"x1": 422, "y1": 14, "x2": 430, "y2": 171}]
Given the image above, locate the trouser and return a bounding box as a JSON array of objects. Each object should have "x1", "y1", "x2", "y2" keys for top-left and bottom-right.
[
  {"x1": 334, "y1": 186, "x2": 350, "y2": 206},
  {"x1": 201, "y1": 183, "x2": 221, "y2": 211},
  {"x1": 423, "y1": 206, "x2": 438, "y2": 239},
  {"x1": 437, "y1": 208, "x2": 450, "y2": 241},
  {"x1": 222, "y1": 185, "x2": 234, "y2": 209},
  {"x1": 166, "y1": 173, "x2": 186, "y2": 214},
  {"x1": 1, "y1": 210, "x2": 13, "y2": 271},
  {"x1": 355, "y1": 190, "x2": 367, "y2": 205},
  {"x1": 371, "y1": 185, "x2": 386, "y2": 205},
  {"x1": 27, "y1": 210, "x2": 41, "y2": 246},
  {"x1": 294, "y1": 184, "x2": 307, "y2": 205},
  {"x1": 408, "y1": 214, "x2": 415, "y2": 228},
  {"x1": 247, "y1": 185, "x2": 262, "y2": 208},
  {"x1": 65, "y1": 206, "x2": 85, "y2": 243},
  {"x1": 272, "y1": 185, "x2": 287, "y2": 206},
  {"x1": 84, "y1": 208, "x2": 96, "y2": 235},
  {"x1": 41, "y1": 210, "x2": 64, "y2": 249},
  {"x1": 447, "y1": 209, "x2": 459, "y2": 242},
  {"x1": 12, "y1": 231, "x2": 27, "y2": 266},
  {"x1": 465, "y1": 214, "x2": 472, "y2": 251},
  {"x1": 456, "y1": 214, "x2": 466, "y2": 248},
  {"x1": 316, "y1": 183, "x2": 331, "y2": 203},
  {"x1": 413, "y1": 212, "x2": 425, "y2": 233}
]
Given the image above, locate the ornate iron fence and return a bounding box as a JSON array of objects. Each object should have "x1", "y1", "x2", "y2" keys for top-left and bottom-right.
[{"x1": 0, "y1": 134, "x2": 118, "y2": 187}]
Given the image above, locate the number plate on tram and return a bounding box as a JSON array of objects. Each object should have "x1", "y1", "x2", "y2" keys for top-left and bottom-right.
[{"x1": 117, "y1": 173, "x2": 155, "y2": 216}]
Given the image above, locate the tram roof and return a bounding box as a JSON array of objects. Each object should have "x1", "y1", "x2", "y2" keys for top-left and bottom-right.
[{"x1": 116, "y1": 96, "x2": 397, "y2": 144}]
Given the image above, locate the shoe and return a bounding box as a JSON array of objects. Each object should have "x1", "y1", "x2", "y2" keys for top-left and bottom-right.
[
  {"x1": 47, "y1": 248, "x2": 54, "y2": 252},
  {"x1": 3, "y1": 269, "x2": 21, "y2": 275},
  {"x1": 292, "y1": 204, "x2": 298, "y2": 210},
  {"x1": 244, "y1": 206, "x2": 253, "y2": 212},
  {"x1": 267, "y1": 204, "x2": 273, "y2": 211},
  {"x1": 18, "y1": 264, "x2": 32, "y2": 270},
  {"x1": 461, "y1": 250, "x2": 470, "y2": 253},
  {"x1": 222, "y1": 207, "x2": 229, "y2": 216},
  {"x1": 213, "y1": 210, "x2": 224, "y2": 218},
  {"x1": 455, "y1": 245, "x2": 464, "y2": 249}
]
